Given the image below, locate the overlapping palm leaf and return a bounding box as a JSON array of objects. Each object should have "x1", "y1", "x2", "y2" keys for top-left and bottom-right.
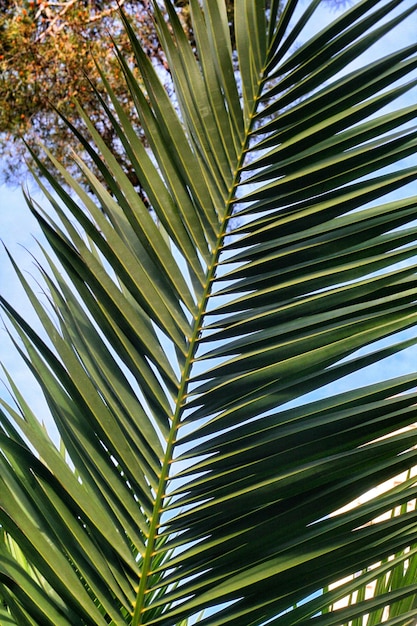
[{"x1": 2, "y1": 0, "x2": 417, "y2": 624}]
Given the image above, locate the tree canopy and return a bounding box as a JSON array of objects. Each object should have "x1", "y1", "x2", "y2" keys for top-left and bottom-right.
[
  {"x1": 0, "y1": 0, "x2": 230, "y2": 186},
  {"x1": 0, "y1": 0, "x2": 347, "y2": 187}
]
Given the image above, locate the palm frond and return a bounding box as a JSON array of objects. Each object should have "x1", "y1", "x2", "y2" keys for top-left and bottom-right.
[{"x1": 2, "y1": 0, "x2": 417, "y2": 624}]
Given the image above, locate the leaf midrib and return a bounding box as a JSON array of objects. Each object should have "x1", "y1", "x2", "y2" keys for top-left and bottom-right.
[
  {"x1": 129, "y1": 10, "x2": 273, "y2": 617},
  {"x1": 130, "y1": 123, "x2": 262, "y2": 626},
  {"x1": 130, "y1": 185, "x2": 238, "y2": 623}
]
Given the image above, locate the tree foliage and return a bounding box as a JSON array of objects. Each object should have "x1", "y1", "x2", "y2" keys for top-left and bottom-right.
[
  {"x1": 0, "y1": 0, "x2": 233, "y2": 186},
  {"x1": 0, "y1": 0, "x2": 346, "y2": 187}
]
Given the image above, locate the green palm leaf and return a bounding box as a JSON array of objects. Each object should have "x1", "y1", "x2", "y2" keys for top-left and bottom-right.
[{"x1": 2, "y1": 0, "x2": 417, "y2": 624}]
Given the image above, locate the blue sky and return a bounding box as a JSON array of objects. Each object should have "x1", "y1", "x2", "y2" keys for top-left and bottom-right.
[
  {"x1": 0, "y1": 181, "x2": 51, "y2": 422},
  {"x1": 1, "y1": 0, "x2": 417, "y2": 437}
]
